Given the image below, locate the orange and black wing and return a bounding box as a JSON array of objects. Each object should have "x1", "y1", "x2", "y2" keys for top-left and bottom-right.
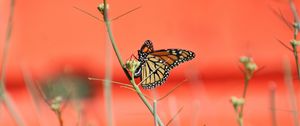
[
  {"x1": 140, "y1": 49, "x2": 195, "y2": 89},
  {"x1": 150, "y1": 49, "x2": 195, "y2": 69}
]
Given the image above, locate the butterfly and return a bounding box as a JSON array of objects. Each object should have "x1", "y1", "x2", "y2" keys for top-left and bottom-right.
[{"x1": 133, "y1": 40, "x2": 195, "y2": 89}]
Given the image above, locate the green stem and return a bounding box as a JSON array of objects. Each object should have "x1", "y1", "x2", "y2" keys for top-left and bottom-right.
[
  {"x1": 0, "y1": 0, "x2": 26, "y2": 125},
  {"x1": 56, "y1": 110, "x2": 63, "y2": 126},
  {"x1": 242, "y1": 77, "x2": 249, "y2": 98},
  {"x1": 1, "y1": 91, "x2": 26, "y2": 126},
  {"x1": 270, "y1": 84, "x2": 277, "y2": 126},
  {"x1": 104, "y1": 25, "x2": 113, "y2": 126},
  {"x1": 100, "y1": 1, "x2": 164, "y2": 125},
  {"x1": 153, "y1": 100, "x2": 158, "y2": 126},
  {"x1": 130, "y1": 74, "x2": 164, "y2": 126},
  {"x1": 0, "y1": 0, "x2": 14, "y2": 84},
  {"x1": 101, "y1": 1, "x2": 131, "y2": 80},
  {"x1": 237, "y1": 76, "x2": 250, "y2": 126},
  {"x1": 290, "y1": 0, "x2": 300, "y2": 79},
  {"x1": 292, "y1": 44, "x2": 300, "y2": 79}
]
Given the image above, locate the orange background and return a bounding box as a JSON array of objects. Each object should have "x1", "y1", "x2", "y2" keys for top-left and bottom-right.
[{"x1": 0, "y1": 0, "x2": 300, "y2": 125}]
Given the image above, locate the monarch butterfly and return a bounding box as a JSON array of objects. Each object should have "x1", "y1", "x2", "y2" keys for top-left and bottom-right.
[{"x1": 134, "y1": 40, "x2": 195, "y2": 89}]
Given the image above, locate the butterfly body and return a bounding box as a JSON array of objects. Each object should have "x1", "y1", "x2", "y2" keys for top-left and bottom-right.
[{"x1": 134, "y1": 40, "x2": 195, "y2": 89}]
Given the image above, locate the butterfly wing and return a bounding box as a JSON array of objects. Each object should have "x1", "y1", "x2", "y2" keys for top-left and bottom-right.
[
  {"x1": 134, "y1": 40, "x2": 195, "y2": 89},
  {"x1": 151, "y1": 49, "x2": 195, "y2": 69},
  {"x1": 140, "y1": 49, "x2": 195, "y2": 89},
  {"x1": 138, "y1": 40, "x2": 154, "y2": 60},
  {"x1": 139, "y1": 54, "x2": 170, "y2": 89}
]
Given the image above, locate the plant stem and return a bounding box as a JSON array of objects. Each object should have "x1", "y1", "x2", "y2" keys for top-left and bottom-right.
[
  {"x1": 104, "y1": 29, "x2": 114, "y2": 126},
  {"x1": 289, "y1": 0, "x2": 300, "y2": 28},
  {"x1": 283, "y1": 59, "x2": 299, "y2": 126},
  {"x1": 0, "y1": 0, "x2": 14, "y2": 83},
  {"x1": 237, "y1": 76, "x2": 250, "y2": 126},
  {"x1": 292, "y1": 44, "x2": 300, "y2": 79},
  {"x1": 0, "y1": 0, "x2": 26, "y2": 125},
  {"x1": 101, "y1": 1, "x2": 131, "y2": 80},
  {"x1": 242, "y1": 77, "x2": 249, "y2": 99},
  {"x1": 56, "y1": 110, "x2": 63, "y2": 126},
  {"x1": 153, "y1": 100, "x2": 158, "y2": 126},
  {"x1": 130, "y1": 77, "x2": 164, "y2": 126},
  {"x1": 289, "y1": 0, "x2": 300, "y2": 79},
  {"x1": 100, "y1": 1, "x2": 164, "y2": 125},
  {"x1": 269, "y1": 83, "x2": 277, "y2": 126},
  {"x1": 1, "y1": 91, "x2": 26, "y2": 126}
]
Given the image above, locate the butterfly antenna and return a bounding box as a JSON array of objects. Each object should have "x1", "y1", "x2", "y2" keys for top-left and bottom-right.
[{"x1": 126, "y1": 53, "x2": 138, "y2": 61}]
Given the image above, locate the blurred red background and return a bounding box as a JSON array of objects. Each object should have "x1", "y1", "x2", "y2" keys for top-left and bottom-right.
[{"x1": 1, "y1": 0, "x2": 300, "y2": 125}]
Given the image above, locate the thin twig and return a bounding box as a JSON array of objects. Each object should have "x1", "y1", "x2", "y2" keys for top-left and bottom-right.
[
  {"x1": 269, "y1": 7, "x2": 293, "y2": 30},
  {"x1": 21, "y1": 66, "x2": 41, "y2": 108},
  {"x1": 73, "y1": 6, "x2": 101, "y2": 21},
  {"x1": 157, "y1": 79, "x2": 187, "y2": 101},
  {"x1": 275, "y1": 38, "x2": 293, "y2": 52},
  {"x1": 253, "y1": 65, "x2": 266, "y2": 76},
  {"x1": 21, "y1": 66, "x2": 43, "y2": 125},
  {"x1": 166, "y1": 106, "x2": 184, "y2": 126},
  {"x1": 119, "y1": 86, "x2": 153, "y2": 100},
  {"x1": 112, "y1": 6, "x2": 142, "y2": 21},
  {"x1": 237, "y1": 65, "x2": 246, "y2": 74},
  {"x1": 34, "y1": 82, "x2": 51, "y2": 106},
  {"x1": 88, "y1": 77, "x2": 132, "y2": 87},
  {"x1": 120, "y1": 85, "x2": 136, "y2": 92},
  {"x1": 74, "y1": 6, "x2": 141, "y2": 22}
]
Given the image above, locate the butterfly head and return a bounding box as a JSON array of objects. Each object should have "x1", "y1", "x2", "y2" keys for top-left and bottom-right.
[{"x1": 138, "y1": 40, "x2": 154, "y2": 60}]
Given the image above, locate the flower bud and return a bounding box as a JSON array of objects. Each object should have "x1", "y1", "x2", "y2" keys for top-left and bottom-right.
[
  {"x1": 126, "y1": 60, "x2": 140, "y2": 73},
  {"x1": 239, "y1": 56, "x2": 250, "y2": 64},
  {"x1": 291, "y1": 39, "x2": 300, "y2": 46},
  {"x1": 50, "y1": 96, "x2": 63, "y2": 111},
  {"x1": 97, "y1": 3, "x2": 109, "y2": 15},
  {"x1": 246, "y1": 62, "x2": 257, "y2": 73},
  {"x1": 230, "y1": 96, "x2": 245, "y2": 112}
]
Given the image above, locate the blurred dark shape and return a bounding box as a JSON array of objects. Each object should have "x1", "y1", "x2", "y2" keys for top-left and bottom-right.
[{"x1": 41, "y1": 72, "x2": 93, "y2": 101}]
